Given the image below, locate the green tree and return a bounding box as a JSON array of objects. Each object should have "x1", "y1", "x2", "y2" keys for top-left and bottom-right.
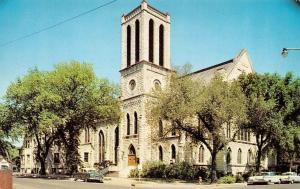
[
  {"x1": 238, "y1": 73, "x2": 300, "y2": 173},
  {"x1": 2, "y1": 69, "x2": 60, "y2": 175},
  {"x1": 48, "y1": 62, "x2": 120, "y2": 175},
  {"x1": 148, "y1": 72, "x2": 247, "y2": 183},
  {"x1": 268, "y1": 73, "x2": 300, "y2": 171}
]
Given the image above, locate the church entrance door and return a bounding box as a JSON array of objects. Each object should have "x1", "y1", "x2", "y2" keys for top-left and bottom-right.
[{"x1": 128, "y1": 144, "x2": 136, "y2": 166}]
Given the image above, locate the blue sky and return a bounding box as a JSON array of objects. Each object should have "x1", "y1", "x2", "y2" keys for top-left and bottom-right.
[{"x1": 0, "y1": 0, "x2": 300, "y2": 99}]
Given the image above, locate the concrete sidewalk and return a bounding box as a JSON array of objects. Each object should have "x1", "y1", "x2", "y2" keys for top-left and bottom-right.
[{"x1": 103, "y1": 177, "x2": 247, "y2": 188}]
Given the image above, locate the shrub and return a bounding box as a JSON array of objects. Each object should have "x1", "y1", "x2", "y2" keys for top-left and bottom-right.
[
  {"x1": 142, "y1": 161, "x2": 166, "y2": 178},
  {"x1": 138, "y1": 161, "x2": 203, "y2": 181},
  {"x1": 218, "y1": 175, "x2": 236, "y2": 184},
  {"x1": 128, "y1": 168, "x2": 140, "y2": 178},
  {"x1": 194, "y1": 166, "x2": 209, "y2": 181}
]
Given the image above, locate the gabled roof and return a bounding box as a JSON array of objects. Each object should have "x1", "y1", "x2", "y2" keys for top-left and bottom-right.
[{"x1": 188, "y1": 49, "x2": 254, "y2": 83}]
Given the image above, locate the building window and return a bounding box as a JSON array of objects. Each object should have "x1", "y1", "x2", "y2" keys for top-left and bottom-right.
[
  {"x1": 239, "y1": 129, "x2": 250, "y2": 142},
  {"x1": 237, "y1": 148, "x2": 242, "y2": 164},
  {"x1": 127, "y1": 113, "x2": 130, "y2": 135},
  {"x1": 247, "y1": 131, "x2": 251, "y2": 142},
  {"x1": 199, "y1": 145, "x2": 204, "y2": 163},
  {"x1": 244, "y1": 130, "x2": 247, "y2": 141},
  {"x1": 134, "y1": 112, "x2": 138, "y2": 134},
  {"x1": 226, "y1": 148, "x2": 232, "y2": 165},
  {"x1": 114, "y1": 127, "x2": 119, "y2": 165},
  {"x1": 158, "y1": 120, "x2": 163, "y2": 137},
  {"x1": 84, "y1": 152, "x2": 89, "y2": 162},
  {"x1": 247, "y1": 149, "x2": 253, "y2": 164},
  {"x1": 99, "y1": 130, "x2": 105, "y2": 163},
  {"x1": 226, "y1": 125, "x2": 231, "y2": 138},
  {"x1": 129, "y1": 79, "x2": 136, "y2": 90},
  {"x1": 54, "y1": 153, "x2": 60, "y2": 164},
  {"x1": 25, "y1": 140, "x2": 30, "y2": 148},
  {"x1": 159, "y1": 24, "x2": 164, "y2": 67},
  {"x1": 84, "y1": 127, "x2": 90, "y2": 143},
  {"x1": 159, "y1": 145, "x2": 163, "y2": 161},
  {"x1": 149, "y1": 19, "x2": 154, "y2": 63},
  {"x1": 154, "y1": 79, "x2": 161, "y2": 90},
  {"x1": 135, "y1": 20, "x2": 140, "y2": 63},
  {"x1": 127, "y1": 25, "x2": 131, "y2": 67},
  {"x1": 171, "y1": 144, "x2": 176, "y2": 162}
]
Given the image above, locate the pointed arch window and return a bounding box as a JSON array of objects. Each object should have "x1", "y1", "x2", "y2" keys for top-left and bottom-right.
[
  {"x1": 226, "y1": 147, "x2": 232, "y2": 165},
  {"x1": 159, "y1": 24, "x2": 164, "y2": 67},
  {"x1": 149, "y1": 19, "x2": 154, "y2": 62},
  {"x1": 247, "y1": 130, "x2": 251, "y2": 141},
  {"x1": 226, "y1": 124, "x2": 231, "y2": 138},
  {"x1": 99, "y1": 130, "x2": 105, "y2": 163},
  {"x1": 247, "y1": 149, "x2": 252, "y2": 164},
  {"x1": 84, "y1": 127, "x2": 90, "y2": 143},
  {"x1": 127, "y1": 113, "x2": 130, "y2": 135},
  {"x1": 135, "y1": 20, "x2": 140, "y2": 63},
  {"x1": 199, "y1": 145, "x2": 204, "y2": 163},
  {"x1": 127, "y1": 25, "x2": 131, "y2": 67},
  {"x1": 114, "y1": 127, "x2": 119, "y2": 164},
  {"x1": 134, "y1": 112, "x2": 138, "y2": 134},
  {"x1": 237, "y1": 148, "x2": 242, "y2": 164},
  {"x1": 159, "y1": 145, "x2": 163, "y2": 161},
  {"x1": 171, "y1": 144, "x2": 176, "y2": 161}
]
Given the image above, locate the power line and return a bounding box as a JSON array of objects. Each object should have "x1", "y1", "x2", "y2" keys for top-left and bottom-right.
[{"x1": 0, "y1": 0, "x2": 119, "y2": 48}]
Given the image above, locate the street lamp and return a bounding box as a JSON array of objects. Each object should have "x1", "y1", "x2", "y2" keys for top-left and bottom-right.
[{"x1": 281, "y1": 48, "x2": 300, "y2": 57}]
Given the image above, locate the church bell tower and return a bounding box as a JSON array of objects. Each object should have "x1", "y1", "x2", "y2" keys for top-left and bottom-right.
[{"x1": 118, "y1": 1, "x2": 172, "y2": 174}]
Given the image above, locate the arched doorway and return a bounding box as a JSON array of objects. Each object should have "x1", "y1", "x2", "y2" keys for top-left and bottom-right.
[
  {"x1": 128, "y1": 144, "x2": 136, "y2": 166},
  {"x1": 114, "y1": 127, "x2": 119, "y2": 164},
  {"x1": 99, "y1": 130, "x2": 105, "y2": 163}
]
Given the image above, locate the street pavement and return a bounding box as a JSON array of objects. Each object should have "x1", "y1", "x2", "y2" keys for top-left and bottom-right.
[{"x1": 13, "y1": 177, "x2": 300, "y2": 189}]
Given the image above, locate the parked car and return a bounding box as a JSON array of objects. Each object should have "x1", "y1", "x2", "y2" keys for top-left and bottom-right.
[
  {"x1": 280, "y1": 172, "x2": 300, "y2": 184},
  {"x1": 247, "y1": 172, "x2": 281, "y2": 185},
  {"x1": 74, "y1": 168, "x2": 103, "y2": 183}
]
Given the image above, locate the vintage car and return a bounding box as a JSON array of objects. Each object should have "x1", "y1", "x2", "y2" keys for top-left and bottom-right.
[
  {"x1": 280, "y1": 172, "x2": 300, "y2": 184},
  {"x1": 74, "y1": 168, "x2": 103, "y2": 183},
  {"x1": 247, "y1": 172, "x2": 281, "y2": 185}
]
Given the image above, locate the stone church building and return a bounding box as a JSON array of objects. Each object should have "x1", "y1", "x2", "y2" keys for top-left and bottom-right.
[{"x1": 20, "y1": 1, "x2": 275, "y2": 176}]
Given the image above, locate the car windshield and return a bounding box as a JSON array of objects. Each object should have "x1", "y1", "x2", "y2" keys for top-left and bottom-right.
[
  {"x1": 257, "y1": 172, "x2": 275, "y2": 176},
  {"x1": 282, "y1": 172, "x2": 294, "y2": 176},
  {"x1": 88, "y1": 170, "x2": 98, "y2": 174}
]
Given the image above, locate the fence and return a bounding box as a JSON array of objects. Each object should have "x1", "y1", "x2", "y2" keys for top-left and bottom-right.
[{"x1": 0, "y1": 170, "x2": 12, "y2": 189}]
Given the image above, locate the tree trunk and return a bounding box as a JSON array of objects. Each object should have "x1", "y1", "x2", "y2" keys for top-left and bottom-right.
[
  {"x1": 39, "y1": 158, "x2": 46, "y2": 175},
  {"x1": 210, "y1": 151, "x2": 218, "y2": 183},
  {"x1": 256, "y1": 146, "x2": 262, "y2": 173},
  {"x1": 289, "y1": 153, "x2": 293, "y2": 172},
  {"x1": 64, "y1": 130, "x2": 81, "y2": 175}
]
